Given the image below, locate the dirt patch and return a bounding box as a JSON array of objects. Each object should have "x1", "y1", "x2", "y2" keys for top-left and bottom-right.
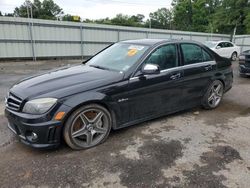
[
  {"x1": 183, "y1": 145, "x2": 242, "y2": 188},
  {"x1": 111, "y1": 140, "x2": 183, "y2": 187},
  {"x1": 239, "y1": 107, "x2": 250, "y2": 116},
  {"x1": 0, "y1": 116, "x2": 17, "y2": 149}
]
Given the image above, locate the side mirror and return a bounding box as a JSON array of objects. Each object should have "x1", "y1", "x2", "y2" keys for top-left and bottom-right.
[
  {"x1": 216, "y1": 46, "x2": 221, "y2": 49},
  {"x1": 142, "y1": 64, "x2": 160, "y2": 75}
]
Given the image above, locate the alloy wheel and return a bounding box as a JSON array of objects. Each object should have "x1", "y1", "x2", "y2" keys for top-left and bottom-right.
[
  {"x1": 70, "y1": 108, "x2": 109, "y2": 148},
  {"x1": 207, "y1": 82, "x2": 223, "y2": 108}
]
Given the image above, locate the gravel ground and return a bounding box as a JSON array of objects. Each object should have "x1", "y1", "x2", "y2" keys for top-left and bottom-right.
[{"x1": 0, "y1": 60, "x2": 250, "y2": 188}]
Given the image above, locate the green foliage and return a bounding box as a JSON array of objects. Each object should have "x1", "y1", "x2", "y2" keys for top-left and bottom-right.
[
  {"x1": 84, "y1": 14, "x2": 145, "y2": 27},
  {"x1": 172, "y1": 0, "x2": 250, "y2": 34},
  {"x1": 145, "y1": 8, "x2": 173, "y2": 29},
  {"x1": 14, "y1": 0, "x2": 63, "y2": 20},
  {"x1": 172, "y1": 0, "x2": 193, "y2": 31},
  {"x1": 244, "y1": 12, "x2": 250, "y2": 33},
  {"x1": 3, "y1": 0, "x2": 250, "y2": 34},
  {"x1": 212, "y1": 0, "x2": 249, "y2": 34}
]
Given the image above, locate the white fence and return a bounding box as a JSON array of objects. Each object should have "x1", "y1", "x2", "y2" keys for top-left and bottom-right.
[
  {"x1": 234, "y1": 35, "x2": 250, "y2": 52},
  {"x1": 0, "y1": 16, "x2": 233, "y2": 60}
]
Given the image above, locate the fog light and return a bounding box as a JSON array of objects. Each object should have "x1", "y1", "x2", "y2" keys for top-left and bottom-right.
[{"x1": 26, "y1": 132, "x2": 38, "y2": 142}]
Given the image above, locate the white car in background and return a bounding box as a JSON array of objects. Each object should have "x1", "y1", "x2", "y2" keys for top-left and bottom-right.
[{"x1": 204, "y1": 41, "x2": 241, "y2": 61}]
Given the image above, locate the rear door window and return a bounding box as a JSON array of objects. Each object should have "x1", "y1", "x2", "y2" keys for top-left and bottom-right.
[
  {"x1": 217, "y1": 42, "x2": 224, "y2": 48},
  {"x1": 180, "y1": 44, "x2": 203, "y2": 65},
  {"x1": 225, "y1": 42, "x2": 234, "y2": 47}
]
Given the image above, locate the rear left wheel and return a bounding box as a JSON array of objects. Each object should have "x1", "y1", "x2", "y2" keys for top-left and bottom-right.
[
  {"x1": 202, "y1": 80, "x2": 224, "y2": 110},
  {"x1": 63, "y1": 104, "x2": 112, "y2": 150}
]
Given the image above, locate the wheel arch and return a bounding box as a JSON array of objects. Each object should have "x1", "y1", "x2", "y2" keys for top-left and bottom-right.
[
  {"x1": 61, "y1": 92, "x2": 117, "y2": 129},
  {"x1": 215, "y1": 73, "x2": 227, "y2": 92},
  {"x1": 217, "y1": 78, "x2": 226, "y2": 91}
]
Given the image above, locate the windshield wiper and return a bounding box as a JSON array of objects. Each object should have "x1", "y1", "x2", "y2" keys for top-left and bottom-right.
[{"x1": 89, "y1": 65, "x2": 112, "y2": 71}]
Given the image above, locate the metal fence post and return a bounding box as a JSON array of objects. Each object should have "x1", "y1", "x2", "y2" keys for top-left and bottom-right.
[
  {"x1": 80, "y1": 25, "x2": 84, "y2": 60},
  {"x1": 241, "y1": 36, "x2": 245, "y2": 52},
  {"x1": 28, "y1": 21, "x2": 36, "y2": 61},
  {"x1": 117, "y1": 30, "x2": 120, "y2": 41}
]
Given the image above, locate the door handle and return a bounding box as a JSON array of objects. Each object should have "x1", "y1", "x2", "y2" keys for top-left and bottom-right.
[
  {"x1": 204, "y1": 65, "x2": 213, "y2": 71},
  {"x1": 170, "y1": 73, "x2": 181, "y2": 80}
]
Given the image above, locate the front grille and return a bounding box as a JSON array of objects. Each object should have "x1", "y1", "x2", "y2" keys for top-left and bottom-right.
[{"x1": 6, "y1": 92, "x2": 23, "y2": 111}]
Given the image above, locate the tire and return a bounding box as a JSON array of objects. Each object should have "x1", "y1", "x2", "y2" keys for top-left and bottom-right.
[
  {"x1": 231, "y1": 52, "x2": 237, "y2": 61},
  {"x1": 63, "y1": 104, "x2": 112, "y2": 150},
  {"x1": 202, "y1": 80, "x2": 224, "y2": 110}
]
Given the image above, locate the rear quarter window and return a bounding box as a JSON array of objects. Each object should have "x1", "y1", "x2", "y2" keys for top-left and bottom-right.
[{"x1": 203, "y1": 49, "x2": 214, "y2": 62}]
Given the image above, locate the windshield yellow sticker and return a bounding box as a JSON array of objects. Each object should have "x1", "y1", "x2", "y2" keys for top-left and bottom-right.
[
  {"x1": 127, "y1": 49, "x2": 138, "y2": 56},
  {"x1": 128, "y1": 45, "x2": 144, "y2": 51}
]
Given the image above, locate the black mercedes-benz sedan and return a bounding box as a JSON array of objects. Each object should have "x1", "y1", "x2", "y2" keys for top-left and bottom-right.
[
  {"x1": 239, "y1": 50, "x2": 250, "y2": 77},
  {"x1": 5, "y1": 39, "x2": 233, "y2": 150}
]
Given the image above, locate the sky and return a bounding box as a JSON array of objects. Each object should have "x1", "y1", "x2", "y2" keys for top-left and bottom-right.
[{"x1": 0, "y1": 0, "x2": 172, "y2": 19}]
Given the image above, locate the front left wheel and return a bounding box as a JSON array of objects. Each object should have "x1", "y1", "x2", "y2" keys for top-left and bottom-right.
[{"x1": 63, "y1": 104, "x2": 112, "y2": 150}]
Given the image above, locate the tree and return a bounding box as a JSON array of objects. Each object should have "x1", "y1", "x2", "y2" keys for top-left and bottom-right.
[
  {"x1": 146, "y1": 8, "x2": 173, "y2": 29},
  {"x1": 0, "y1": 11, "x2": 2, "y2": 16},
  {"x1": 244, "y1": 13, "x2": 250, "y2": 33},
  {"x1": 172, "y1": 0, "x2": 194, "y2": 31},
  {"x1": 86, "y1": 14, "x2": 145, "y2": 27},
  {"x1": 5, "y1": 13, "x2": 14, "y2": 16},
  {"x1": 130, "y1": 14, "x2": 145, "y2": 25},
  {"x1": 40, "y1": 0, "x2": 63, "y2": 20},
  {"x1": 191, "y1": 0, "x2": 211, "y2": 32},
  {"x1": 212, "y1": 0, "x2": 250, "y2": 34},
  {"x1": 14, "y1": 0, "x2": 63, "y2": 20},
  {"x1": 110, "y1": 14, "x2": 145, "y2": 27}
]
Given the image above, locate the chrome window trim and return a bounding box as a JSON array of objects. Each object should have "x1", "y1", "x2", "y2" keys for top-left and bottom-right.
[{"x1": 129, "y1": 60, "x2": 216, "y2": 81}]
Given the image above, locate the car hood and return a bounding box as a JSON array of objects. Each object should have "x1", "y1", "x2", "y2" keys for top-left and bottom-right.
[
  {"x1": 10, "y1": 64, "x2": 124, "y2": 100},
  {"x1": 241, "y1": 50, "x2": 250, "y2": 55}
]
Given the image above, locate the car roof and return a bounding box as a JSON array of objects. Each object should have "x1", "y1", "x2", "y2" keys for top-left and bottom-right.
[
  {"x1": 120, "y1": 39, "x2": 170, "y2": 46},
  {"x1": 120, "y1": 38, "x2": 203, "y2": 46},
  {"x1": 206, "y1": 40, "x2": 233, "y2": 43}
]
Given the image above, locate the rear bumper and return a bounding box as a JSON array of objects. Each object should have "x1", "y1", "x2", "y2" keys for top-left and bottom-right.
[
  {"x1": 239, "y1": 64, "x2": 250, "y2": 76},
  {"x1": 5, "y1": 104, "x2": 71, "y2": 149}
]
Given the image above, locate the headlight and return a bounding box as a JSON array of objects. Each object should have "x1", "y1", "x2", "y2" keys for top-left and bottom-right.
[
  {"x1": 239, "y1": 55, "x2": 245, "y2": 61},
  {"x1": 23, "y1": 98, "x2": 57, "y2": 114}
]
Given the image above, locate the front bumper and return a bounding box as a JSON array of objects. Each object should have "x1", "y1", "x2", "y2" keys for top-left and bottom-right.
[
  {"x1": 5, "y1": 104, "x2": 71, "y2": 149},
  {"x1": 239, "y1": 64, "x2": 250, "y2": 76}
]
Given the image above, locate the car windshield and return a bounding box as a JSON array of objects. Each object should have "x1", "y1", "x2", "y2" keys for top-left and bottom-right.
[
  {"x1": 204, "y1": 41, "x2": 218, "y2": 48},
  {"x1": 87, "y1": 43, "x2": 149, "y2": 72}
]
